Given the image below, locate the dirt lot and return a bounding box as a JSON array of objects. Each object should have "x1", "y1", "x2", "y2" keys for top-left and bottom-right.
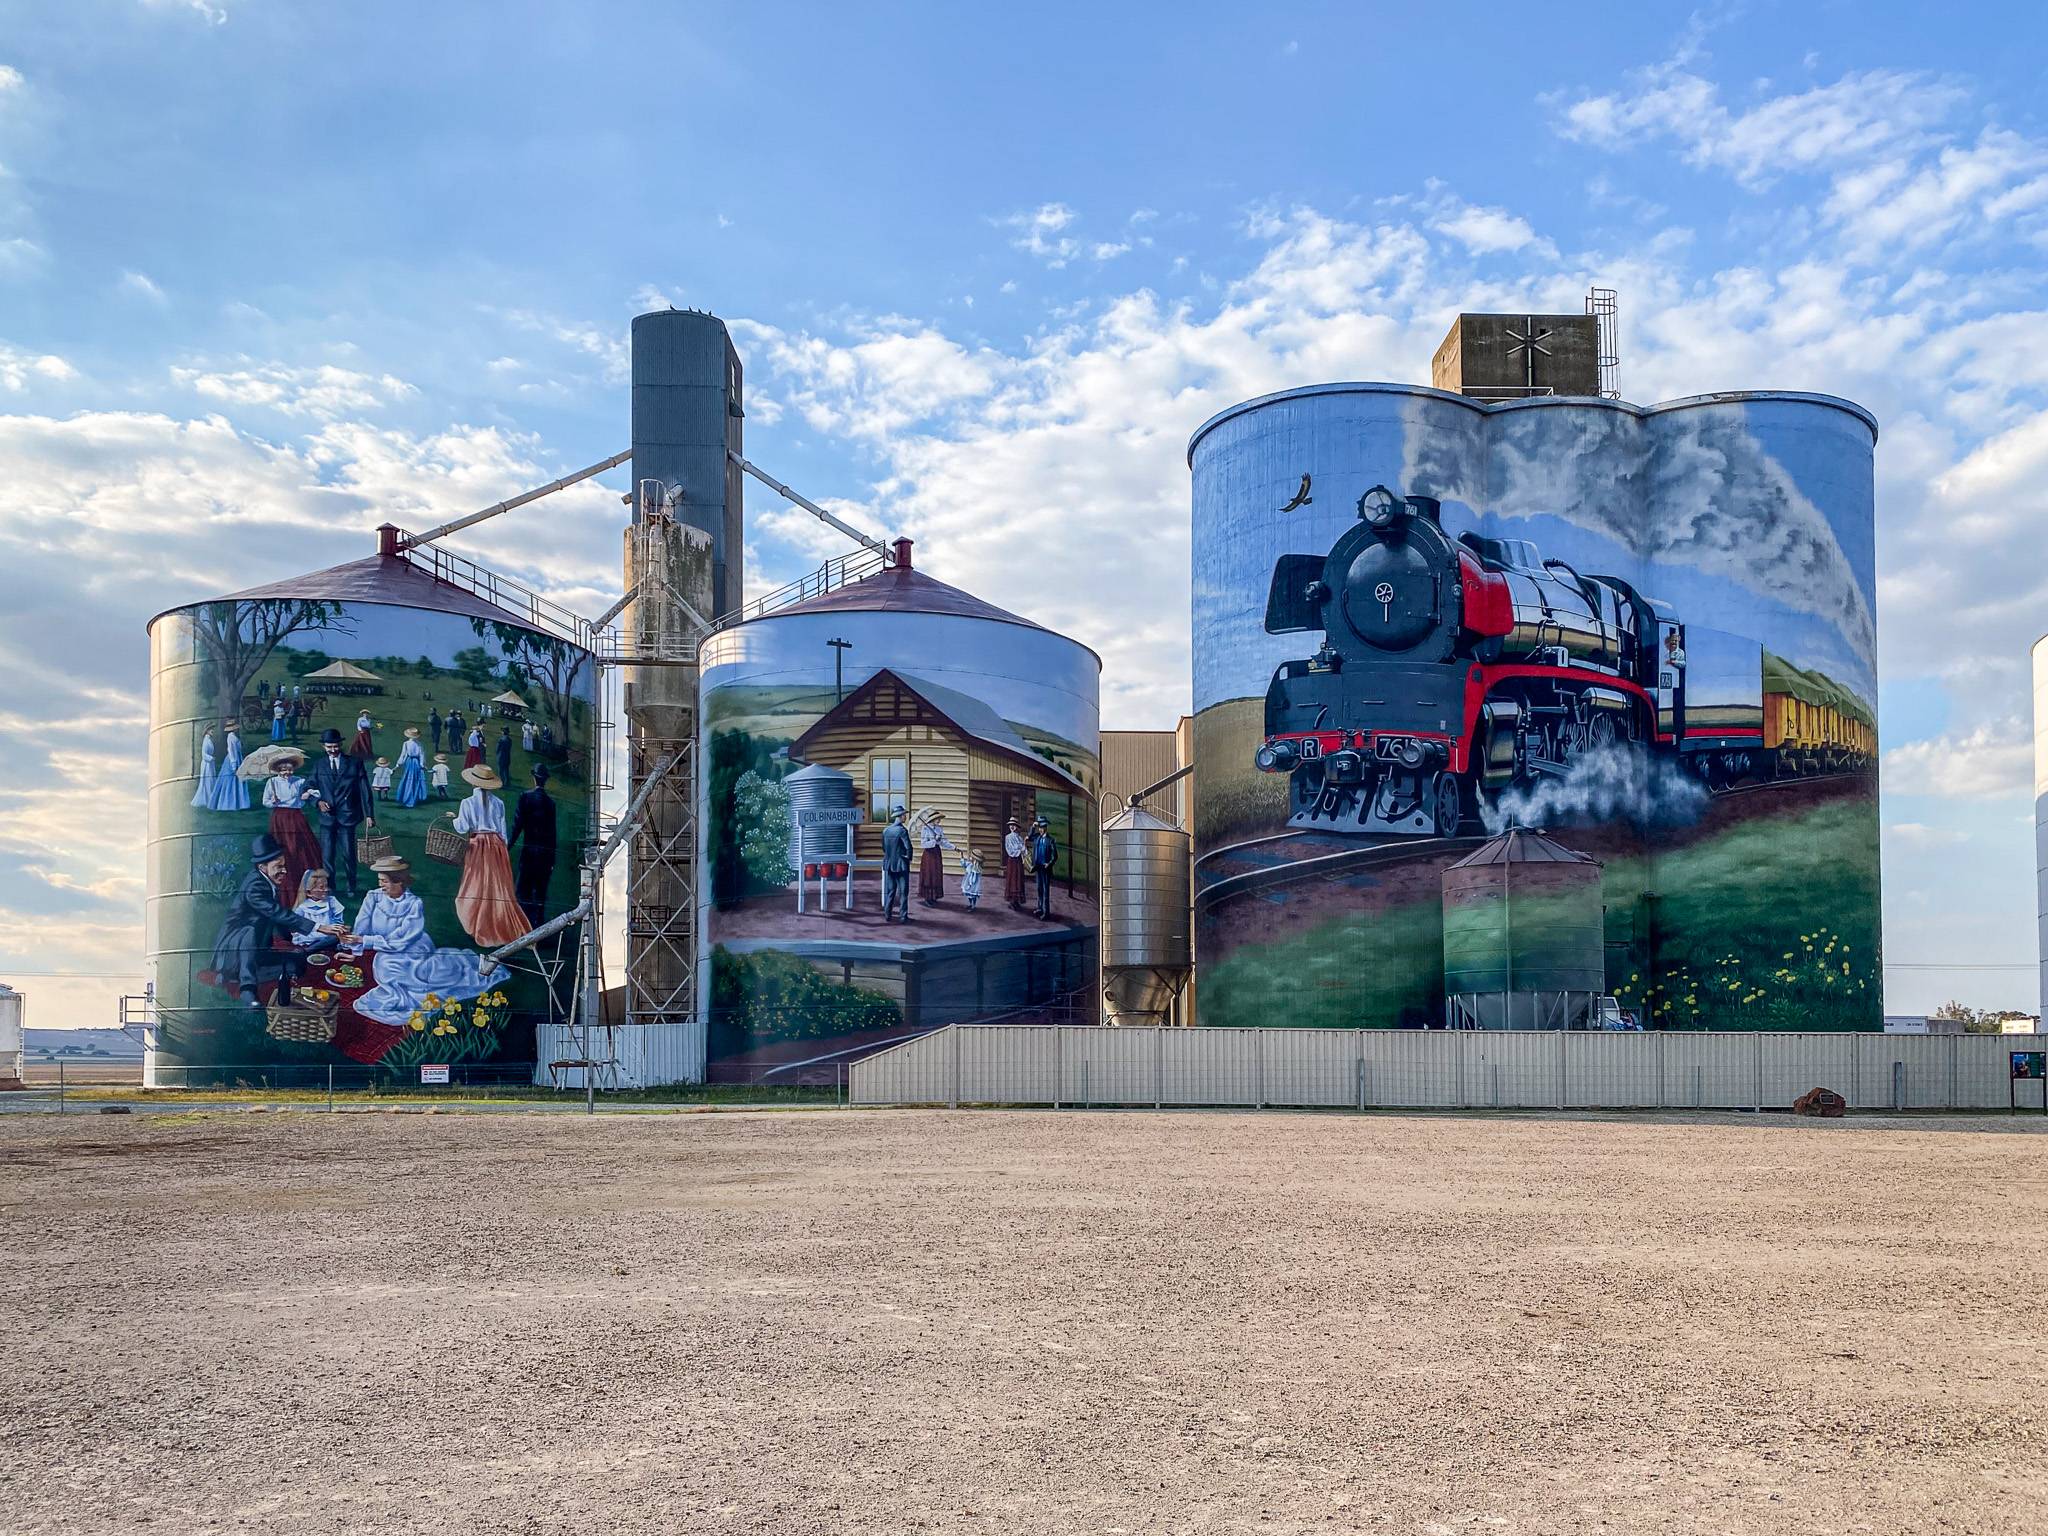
[{"x1": 4, "y1": 1108, "x2": 2045, "y2": 1534}]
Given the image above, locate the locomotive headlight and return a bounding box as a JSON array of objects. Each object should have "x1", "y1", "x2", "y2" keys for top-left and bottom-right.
[{"x1": 1358, "y1": 484, "x2": 1411, "y2": 534}]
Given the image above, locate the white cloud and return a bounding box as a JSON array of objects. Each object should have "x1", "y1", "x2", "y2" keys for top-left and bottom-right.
[
  {"x1": 1433, "y1": 201, "x2": 1540, "y2": 256},
  {"x1": 498, "y1": 307, "x2": 628, "y2": 383},
  {"x1": 169, "y1": 360, "x2": 417, "y2": 419},
  {"x1": 0, "y1": 65, "x2": 24, "y2": 94},
  {"x1": 1554, "y1": 62, "x2": 2048, "y2": 257},
  {"x1": 0, "y1": 236, "x2": 46, "y2": 277},
  {"x1": 0, "y1": 344, "x2": 74, "y2": 390},
  {"x1": 117, "y1": 269, "x2": 166, "y2": 304},
  {"x1": 139, "y1": 0, "x2": 229, "y2": 23},
  {"x1": 1884, "y1": 723, "x2": 2032, "y2": 800},
  {"x1": 1000, "y1": 202, "x2": 1081, "y2": 267}
]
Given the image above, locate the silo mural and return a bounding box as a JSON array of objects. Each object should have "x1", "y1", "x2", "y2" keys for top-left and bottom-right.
[
  {"x1": 146, "y1": 554, "x2": 598, "y2": 1078},
  {"x1": 700, "y1": 545, "x2": 1100, "y2": 1081},
  {"x1": 1190, "y1": 385, "x2": 1880, "y2": 1032}
]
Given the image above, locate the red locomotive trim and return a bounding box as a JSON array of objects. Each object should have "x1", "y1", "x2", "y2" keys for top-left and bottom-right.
[
  {"x1": 1262, "y1": 728, "x2": 1456, "y2": 759},
  {"x1": 1459, "y1": 663, "x2": 1676, "y2": 762},
  {"x1": 1683, "y1": 726, "x2": 1762, "y2": 740},
  {"x1": 1457, "y1": 550, "x2": 1514, "y2": 638}
]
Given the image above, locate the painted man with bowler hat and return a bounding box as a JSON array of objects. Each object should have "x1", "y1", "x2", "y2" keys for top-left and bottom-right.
[
  {"x1": 209, "y1": 834, "x2": 344, "y2": 1005},
  {"x1": 309, "y1": 726, "x2": 375, "y2": 899}
]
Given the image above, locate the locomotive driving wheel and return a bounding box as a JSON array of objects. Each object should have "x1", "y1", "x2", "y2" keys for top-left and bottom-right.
[{"x1": 1428, "y1": 772, "x2": 1462, "y2": 836}]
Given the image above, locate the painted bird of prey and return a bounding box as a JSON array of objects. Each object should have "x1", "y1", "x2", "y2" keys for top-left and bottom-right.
[{"x1": 1279, "y1": 473, "x2": 1313, "y2": 513}]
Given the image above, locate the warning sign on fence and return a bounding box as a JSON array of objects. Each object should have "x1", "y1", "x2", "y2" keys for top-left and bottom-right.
[{"x1": 420, "y1": 1064, "x2": 450, "y2": 1085}]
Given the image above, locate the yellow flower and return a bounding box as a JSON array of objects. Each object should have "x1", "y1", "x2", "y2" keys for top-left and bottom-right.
[
  {"x1": 433, "y1": 1020, "x2": 456, "y2": 1036},
  {"x1": 424, "y1": 994, "x2": 442, "y2": 1008},
  {"x1": 408, "y1": 1016, "x2": 426, "y2": 1032},
  {"x1": 471, "y1": 1014, "x2": 489, "y2": 1028}
]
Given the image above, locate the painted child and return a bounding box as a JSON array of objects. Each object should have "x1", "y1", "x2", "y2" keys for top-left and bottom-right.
[
  {"x1": 430, "y1": 753, "x2": 452, "y2": 799},
  {"x1": 961, "y1": 849, "x2": 984, "y2": 911},
  {"x1": 371, "y1": 756, "x2": 394, "y2": 800},
  {"x1": 290, "y1": 869, "x2": 347, "y2": 948}
]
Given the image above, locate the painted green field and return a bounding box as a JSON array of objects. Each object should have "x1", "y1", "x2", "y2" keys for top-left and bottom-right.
[{"x1": 1198, "y1": 790, "x2": 1880, "y2": 1032}]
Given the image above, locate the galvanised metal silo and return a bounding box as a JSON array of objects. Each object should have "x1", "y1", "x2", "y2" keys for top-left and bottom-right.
[
  {"x1": 1099, "y1": 801, "x2": 1191, "y2": 1027},
  {"x1": 145, "y1": 539, "x2": 598, "y2": 1083},
  {"x1": 698, "y1": 540, "x2": 1101, "y2": 1081}
]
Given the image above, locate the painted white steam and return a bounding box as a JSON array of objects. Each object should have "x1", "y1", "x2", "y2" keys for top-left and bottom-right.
[
  {"x1": 1480, "y1": 746, "x2": 1710, "y2": 835},
  {"x1": 1400, "y1": 397, "x2": 1876, "y2": 677}
]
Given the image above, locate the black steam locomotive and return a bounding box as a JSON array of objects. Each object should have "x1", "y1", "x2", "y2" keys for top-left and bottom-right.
[{"x1": 1254, "y1": 485, "x2": 1768, "y2": 836}]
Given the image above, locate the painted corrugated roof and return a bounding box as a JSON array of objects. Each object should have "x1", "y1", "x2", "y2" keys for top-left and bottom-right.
[
  {"x1": 166, "y1": 553, "x2": 534, "y2": 628},
  {"x1": 1449, "y1": 827, "x2": 1598, "y2": 867}
]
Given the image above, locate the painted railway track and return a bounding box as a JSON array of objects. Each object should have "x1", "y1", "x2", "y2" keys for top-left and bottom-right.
[{"x1": 1193, "y1": 770, "x2": 1867, "y2": 911}]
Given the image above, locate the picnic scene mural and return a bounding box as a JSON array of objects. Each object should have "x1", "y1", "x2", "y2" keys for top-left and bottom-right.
[
  {"x1": 147, "y1": 589, "x2": 596, "y2": 1076},
  {"x1": 1189, "y1": 387, "x2": 1881, "y2": 1033},
  {"x1": 700, "y1": 592, "x2": 1100, "y2": 1081}
]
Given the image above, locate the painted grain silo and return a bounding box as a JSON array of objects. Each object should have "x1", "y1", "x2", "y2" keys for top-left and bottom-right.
[
  {"x1": 699, "y1": 540, "x2": 1100, "y2": 1081},
  {"x1": 1442, "y1": 828, "x2": 1605, "y2": 1029},
  {"x1": 1188, "y1": 374, "x2": 1879, "y2": 1033},
  {"x1": 144, "y1": 534, "x2": 598, "y2": 1082}
]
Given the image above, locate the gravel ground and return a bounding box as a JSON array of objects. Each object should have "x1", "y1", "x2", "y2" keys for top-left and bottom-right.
[{"x1": 3, "y1": 1107, "x2": 2045, "y2": 1534}]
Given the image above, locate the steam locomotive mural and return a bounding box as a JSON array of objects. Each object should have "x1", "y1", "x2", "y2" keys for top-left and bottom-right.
[{"x1": 1253, "y1": 485, "x2": 1874, "y2": 836}]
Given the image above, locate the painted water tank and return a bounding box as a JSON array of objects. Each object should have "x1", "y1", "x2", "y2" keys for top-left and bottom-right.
[
  {"x1": 1189, "y1": 383, "x2": 1880, "y2": 1032},
  {"x1": 699, "y1": 541, "x2": 1101, "y2": 1081},
  {"x1": 144, "y1": 541, "x2": 598, "y2": 1082},
  {"x1": 1442, "y1": 828, "x2": 1605, "y2": 1030},
  {"x1": 1100, "y1": 802, "x2": 1192, "y2": 1026}
]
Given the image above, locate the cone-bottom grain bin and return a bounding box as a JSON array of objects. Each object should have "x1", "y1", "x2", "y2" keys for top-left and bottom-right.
[
  {"x1": 1442, "y1": 828, "x2": 1605, "y2": 1030},
  {"x1": 1101, "y1": 803, "x2": 1191, "y2": 1026}
]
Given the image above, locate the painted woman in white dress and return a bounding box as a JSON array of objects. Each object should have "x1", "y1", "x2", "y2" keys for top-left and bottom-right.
[
  {"x1": 191, "y1": 726, "x2": 218, "y2": 808},
  {"x1": 343, "y1": 856, "x2": 491, "y2": 1026},
  {"x1": 207, "y1": 720, "x2": 250, "y2": 811},
  {"x1": 452, "y1": 765, "x2": 531, "y2": 946}
]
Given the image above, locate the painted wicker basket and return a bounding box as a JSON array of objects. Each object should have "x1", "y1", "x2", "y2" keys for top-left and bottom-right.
[
  {"x1": 355, "y1": 832, "x2": 396, "y2": 867},
  {"x1": 266, "y1": 988, "x2": 338, "y2": 1044},
  {"x1": 424, "y1": 818, "x2": 467, "y2": 867}
]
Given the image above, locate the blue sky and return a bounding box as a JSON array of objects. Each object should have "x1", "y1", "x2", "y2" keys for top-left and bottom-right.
[{"x1": 5, "y1": 1, "x2": 2048, "y2": 1021}]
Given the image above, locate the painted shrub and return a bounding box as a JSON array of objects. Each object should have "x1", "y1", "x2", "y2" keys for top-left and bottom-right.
[
  {"x1": 1190, "y1": 385, "x2": 1880, "y2": 1032},
  {"x1": 146, "y1": 578, "x2": 596, "y2": 1078},
  {"x1": 699, "y1": 558, "x2": 1100, "y2": 1081}
]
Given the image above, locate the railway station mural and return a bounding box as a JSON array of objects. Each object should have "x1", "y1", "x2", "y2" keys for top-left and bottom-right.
[
  {"x1": 701, "y1": 605, "x2": 1100, "y2": 1081},
  {"x1": 147, "y1": 598, "x2": 597, "y2": 1076},
  {"x1": 1189, "y1": 388, "x2": 1880, "y2": 1032}
]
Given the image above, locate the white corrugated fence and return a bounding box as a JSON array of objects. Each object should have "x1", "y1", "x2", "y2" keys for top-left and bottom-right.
[{"x1": 850, "y1": 1026, "x2": 2048, "y2": 1113}]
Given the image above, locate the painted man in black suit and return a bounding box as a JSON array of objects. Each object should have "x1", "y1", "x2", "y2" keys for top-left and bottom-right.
[
  {"x1": 210, "y1": 834, "x2": 344, "y2": 1005},
  {"x1": 429, "y1": 706, "x2": 444, "y2": 754},
  {"x1": 506, "y1": 762, "x2": 558, "y2": 927},
  {"x1": 495, "y1": 725, "x2": 513, "y2": 784},
  {"x1": 308, "y1": 726, "x2": 375, "y2": 900}
]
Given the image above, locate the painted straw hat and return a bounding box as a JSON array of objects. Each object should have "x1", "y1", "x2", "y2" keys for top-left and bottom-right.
[
  {"x1": 369, "y1": 854, "x2": 412, "y2": 876},
  {"x1": 433, "y1": 753, "x2": 448, "y2": 763},
  {"x1": 403, "y1": 726, "x2": 420, "y2": 738},
  {"x1": 462, "y1": 764, "x2": 503, "y2": 790},
  {"x1": 376, "y1": 756, "x2": 390, "y2": 766}
]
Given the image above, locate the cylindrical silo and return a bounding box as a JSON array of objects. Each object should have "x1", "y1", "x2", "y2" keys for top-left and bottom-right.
[
  {"x1": 2035, "y1": 633, "x2": 2048, "y2": 1018},
  {"x1": 1188, "y1": 382, "x2": 1879, "y2": 1032},
  {"x1": 145, "y1": 539, "x2": 598, "y2": 1083},
  {"x1": 1100, "y1": 803, "x2": 1192, "y2": 1026},
  {"x1": 1442, "y1": 829, "x2": 1605, "y2": 1029},
  {"x1": 699, "y1": 540, "x2": 1100, "y2": 1081},
  {"x1": 0, "y1": 981, "x2": 23, "y2": 1086}
]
